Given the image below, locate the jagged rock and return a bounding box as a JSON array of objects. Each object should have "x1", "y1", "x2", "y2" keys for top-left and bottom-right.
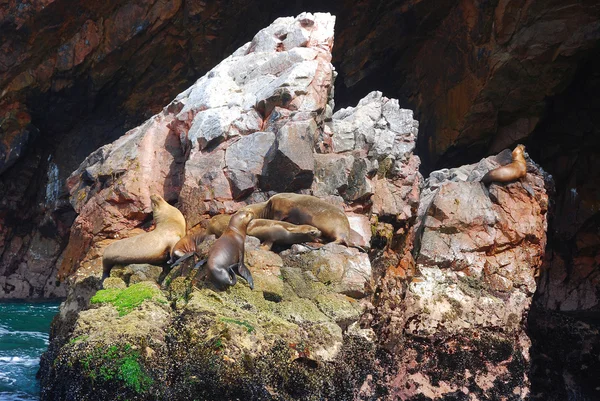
[
  {"x1": 366, "y1": 149, "x2": 550, "y2": 400},
  {"x1": 331, "y1": 91, "x2": 418, "y2": 160},
  {"x1": 39, "y1": 15, "x2": 386, "y2": 400},
  {"x1": 324, "y1": 91, "x2": 421, "y2": 220},
  {"x1": 59, "y1": 12, "x2": 336, "y2": 279},
  {"x1": 122, "y1": 264, "x2": 163, "y2": 285},
  {"x1": 260, "y1": 120, "x2": 316, "y2": 192},
  {"x1": 245, "y1": 248, "x2": 284, "y2": 302},
  {"x1": 313, "y1": 153, "x2": 353, "y2": 196},
  {"x1": 347, "y1": 212, "x2": 372, "y2": 248},
  {"x1": 225, "y1": 131, "x2": 275, "y2": 199}
]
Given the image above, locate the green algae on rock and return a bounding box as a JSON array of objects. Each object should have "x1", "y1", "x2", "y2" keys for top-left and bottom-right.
[
  {"x1": 79, "y1": 344, "x2": 154, "y2": 394},
  {"x1": 90, "y1": 281, "x2": 167, "y2": 316}
]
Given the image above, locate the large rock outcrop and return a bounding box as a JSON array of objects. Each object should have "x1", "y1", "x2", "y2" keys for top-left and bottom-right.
[
  {"x1": 39, "y1": 13, "x2": 420, "y2": 400},
  {"x1": 59, "y1": 12, "x2": 337, "y2": 279},
  {"x1": 37, "y1": 11, "x2": 557, "y2": 400},
  {"x1": 363, "y1": 150, "x2": 550, "y2": 400}
]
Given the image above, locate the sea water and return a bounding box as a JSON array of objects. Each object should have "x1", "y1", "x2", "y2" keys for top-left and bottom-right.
[{"x1": 0, "y1": 302, "x2": 60, "y2": 400}]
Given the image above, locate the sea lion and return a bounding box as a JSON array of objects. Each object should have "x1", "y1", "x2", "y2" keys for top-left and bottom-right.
[
  {"x1": 206, "y1": 214, "x2": 232, "y2": 237},
  {"x1": 196, "y1": 209, "x2": 255, "y2": 290},
  {"x1": 102, "y1": 194, "x2": 186, "y2": 280},
  {"x1": 481, "y1": 144, "x2": 527, "y2": 184},
  {"x1": 248, "y1": 219, "x2": 321, "y2": 250},
  {"x1": 168, "y1": 232, "x2": 207, "y2": 266},
  {"x1": 207, "y1": 214, "x2": 321, "y2": 249},
  {"x1": 258, "y1": 193, "x2": 364, "y2": 249}
]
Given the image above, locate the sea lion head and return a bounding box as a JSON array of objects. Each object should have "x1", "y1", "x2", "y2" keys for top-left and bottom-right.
[
  {"x1": 150, "y1": 194, "x2": 166, "y2": 212},
  {"x1": 229, "y1": 209, "x2": 255, "y2": 230},
  {"x1": 288, "y1": 224, "x2": 321, "y2": 240},
  {"x1": 513, "y1": 144, "x2": 525, "y2": 158}
]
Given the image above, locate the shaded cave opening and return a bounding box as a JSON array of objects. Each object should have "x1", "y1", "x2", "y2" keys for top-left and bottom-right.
[{"x1": 527, "y1": 45, "x2": 600, "y2": 401}]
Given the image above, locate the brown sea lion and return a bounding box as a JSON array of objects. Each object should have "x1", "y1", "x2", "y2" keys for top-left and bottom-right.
[
  {"x1": 240, "y1": 201, "x2": 268, "y2": 216},
  {"x1": 196, "y1": 209, "x2": 255, "y2": 290},
  {"x1": 206, "y1": 214, "x2": 232, "y2": 237},
  {"x1": 207, "y1": 214, "x2": 321, "y2": 249},
  {"x1": 168, "y1": 232, "x2": 207, "y2": 266},
  {"x1": 102, "y1": 194, "x2": 186, "y2": 280},
  {"x1": 258, "y1": 193, "x2": 364, "y2": 249},
  {"x1": 248, "y1": 219, "x2": 321, "y2": 250},
  {"x1": 481, "y1": 144, "x2": 527, "y2": 184}
]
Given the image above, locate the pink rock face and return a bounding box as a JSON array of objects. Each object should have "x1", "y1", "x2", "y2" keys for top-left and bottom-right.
[
  {"x1": 60, "y1": 13, "x2": 337, "y2": 278},
  {"x1": 365, "y1": 150, "x2": 550, "y2": 400},
  {"x1": 60, "y1": 110, "x2": 184, "y2": 278}
]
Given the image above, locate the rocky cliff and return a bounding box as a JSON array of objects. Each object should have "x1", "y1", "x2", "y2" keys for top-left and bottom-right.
[
  {"x1": 35, "y1": 13, "x2": 552, "y2": 400},
  {"x1": 1, "y1": 0, "x2": 599, "y2": 400}
]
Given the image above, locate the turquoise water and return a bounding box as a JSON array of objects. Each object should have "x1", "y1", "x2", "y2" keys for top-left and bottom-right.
[{"x1": 0, "y1": 302, "x2": 60, "y2": 401}]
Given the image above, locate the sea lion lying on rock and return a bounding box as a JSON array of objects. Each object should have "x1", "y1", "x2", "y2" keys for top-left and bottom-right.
[
  {"x1": 256, "y1": 193, "x2": 365, "y2": 250},
  {"x1": 102, "y1": 194, "x2": 186, "y2": 281},
  {"x1": 207, "y1": 214, "x2": 321, "y2": 250},
  {"x1": 196, "y1": 209, "x2": 255, "y2": 290},
  {"x1": 481, "y1": 144, "x2": 527, "y2": 184},
  {"x1": 247, "y1": 219, "x2": 321, "y2": 251}
]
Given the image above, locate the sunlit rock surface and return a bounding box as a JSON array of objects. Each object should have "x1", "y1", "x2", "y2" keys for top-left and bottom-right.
[
  {"x1": 26, "y1": 9, "x2": 558, "y2": 401},
  {"x1": 362, "y1": 150, "x2": 550, "y2": 400}
]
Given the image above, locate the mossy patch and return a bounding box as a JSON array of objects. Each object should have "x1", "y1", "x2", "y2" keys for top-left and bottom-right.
[
  {"x1": 69, "y1": 335, "x2": 89, "y2": 344},
  {"x1": 91, "y1": 282, "x2": 166, "y2": 316},
  {"x1": 220, "y1": 318, "x2": 255, "y2": 333},
  {"x1": 80, "y1": 343, "x2": 153, "y2": 394}
]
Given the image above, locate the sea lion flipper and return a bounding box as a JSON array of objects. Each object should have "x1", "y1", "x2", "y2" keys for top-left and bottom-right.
[
  {"x1": 194, "y1": 259, "x2": 207, "y2": 270},
  {"x1": 101, "y1": 260, "x2": 112, "y2": 283},
  {"x1": 231, "y1": 262, "x2": 254, "y2": 290},
  {"x1": 226, "y1": 264, "x2": 238, "y2": 286},
  {"x1": 171, "y1": 252, "x2": 194, "y2": 268},
  {"x1": 351, "y1": 244, "x2": 368, "y2": 253}
]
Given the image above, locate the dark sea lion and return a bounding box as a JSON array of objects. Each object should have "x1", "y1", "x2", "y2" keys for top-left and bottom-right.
[
  {"x1": 481, "y1": 144, "x2": 527, "y2": 184},
  {"x1": 207, "y1": 214, "x2": 321, "y2": 250},
  {"x1": 102, "y1": 194, "x2": 186, "y2": 280},
  {"x1": 197, "y1": 209, "x2": 255, "y2": 290},
  {"x1": 169, "y1": 232, "x2": 207, "y2": 266},
  {"x1": 258, "y1": 193, "x2": 364, "y2": 249}
]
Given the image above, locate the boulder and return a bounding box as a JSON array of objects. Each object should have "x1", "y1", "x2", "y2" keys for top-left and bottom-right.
[{"x1": 365, "y1": 149, "x2": 551, "y2": 400}]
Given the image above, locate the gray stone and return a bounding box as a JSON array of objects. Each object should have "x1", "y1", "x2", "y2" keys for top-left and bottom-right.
[
  {"x1": 281, "y1": 243, "x2": 372, "y2": 299},
  {"x1": 260, "y1": 120, "x2": 316, "y2": 192},
  {"x1": 225, "y1": 131, "x2": 275, "y2": 199},
  {"x1": 312, "y1": 153, "x2": 353, "y2": 197},
  {"x1": 343, "y1": 157, "x2": 372, "y2": 201},
  {"x1": 330, "y1": 91, "x2": 419, "y2": 160}
]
